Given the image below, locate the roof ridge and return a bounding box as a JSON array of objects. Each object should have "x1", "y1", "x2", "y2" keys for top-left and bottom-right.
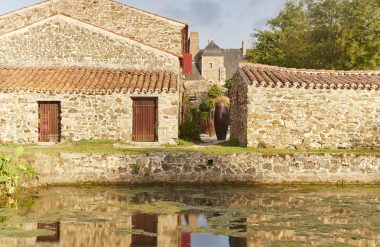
[
  {"x1": 240, "y1": 62, "x2": 380, "y2": 75},
  {"x1": 0, "y1": 14, "x2": 182, "y2": 58}
]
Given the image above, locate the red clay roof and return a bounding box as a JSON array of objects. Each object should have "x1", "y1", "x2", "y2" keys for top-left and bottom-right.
[
  {"x1": 240, "y1": 63, "x2": 380, "y2": 90},
  {"x1": 0, "y1": 67, "x2": 178, "y2": 94}
]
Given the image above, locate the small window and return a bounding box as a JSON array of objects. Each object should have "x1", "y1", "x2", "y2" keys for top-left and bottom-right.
[
  {"x1": 209, "y1": 63, "x2": 213, "y2": 68},
  {"x1": 208, "y1": 80, "x2": 213, "y2": 84}
]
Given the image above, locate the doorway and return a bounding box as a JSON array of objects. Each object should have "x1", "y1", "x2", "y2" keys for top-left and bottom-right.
[
  {"x1": 132, "y1": 98, "x2": 158, "y2": 142},
  {"x1": 38, "y1": 102, "x2": 61, "y2": 143}
]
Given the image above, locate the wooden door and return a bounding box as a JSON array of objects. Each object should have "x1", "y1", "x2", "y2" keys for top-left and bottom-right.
[
  {"x1": 132, "y1": 98, "x2": 157, "y2": 142},
  {"x1": 132, "y1": 213, "x2": 158, "y2": 246},
  {"x1": 38, "y1": 102, "x2": 61, "y2": 142}
]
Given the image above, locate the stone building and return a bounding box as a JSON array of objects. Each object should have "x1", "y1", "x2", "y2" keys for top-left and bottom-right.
[
  {"x1": 184, "y1": 32, "x2": 245, "y2": 105},
  {"x1": 231, "y1": 63, "x2": 380, "y2": 149},
  {"x1": 0, "y1": 0, "x2": 189, "y2": 144}
]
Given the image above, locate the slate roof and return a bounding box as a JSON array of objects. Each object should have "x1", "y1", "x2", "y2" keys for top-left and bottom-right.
[
  {"x1": 240, "y1": 63, "x2": 380, "y2": 90},
  {"x1": 223, "y1": 49, "x2": 244, "y2": 80},
  {"x1": 202, "y1": 40, "x2": 223, "y2": 56},
  {"x1": 185, "y1": 63, "x2": 203, "y2": 81},
  {"x1": 0, "y1": 67, "x2": 178, "y2": 94}
]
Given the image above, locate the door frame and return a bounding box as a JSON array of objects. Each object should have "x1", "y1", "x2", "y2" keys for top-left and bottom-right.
[
  {"x1": 38, "y1": 101, "x2": 62, "y2": 143},
  {"x1": 132, "y1": 97, "x2": 158, "y2": 142}
]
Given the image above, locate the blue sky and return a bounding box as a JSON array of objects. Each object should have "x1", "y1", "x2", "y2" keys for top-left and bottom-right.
[{"x1": 0, "y1": 0, "x2": 286, "y2": 48}]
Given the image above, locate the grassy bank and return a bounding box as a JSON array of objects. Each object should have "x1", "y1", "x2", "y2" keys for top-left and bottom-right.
[{"x1": 0, "y1": 141, "x2": 379, "y2": 156}]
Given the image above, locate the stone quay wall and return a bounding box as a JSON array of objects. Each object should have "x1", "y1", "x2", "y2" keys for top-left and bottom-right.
[
  {"x1": 0, "y1": 0, "x2": 187, "y2": 54},
  {"x1": 0, "y1": 15, "x2": 180, "y2": 72},
  {"x1": 0, "y1": 91, "x2": 179, "y2": 144},
  {"x1": 27, "y1": 152, "x2": 380, "y2": 185}
]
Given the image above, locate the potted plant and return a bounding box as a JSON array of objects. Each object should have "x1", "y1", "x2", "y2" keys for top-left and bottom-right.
[
  {"x1": 199, "y1": 100, "x2": 216, "y2": 137},
  {"x1": 213, "y1": 96, "x2": 230, "y2": 141}
]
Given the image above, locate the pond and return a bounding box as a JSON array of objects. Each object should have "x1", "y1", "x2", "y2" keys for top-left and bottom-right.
[{"x1": 0, "y1": 185, "x2": 379, "y2": 247}]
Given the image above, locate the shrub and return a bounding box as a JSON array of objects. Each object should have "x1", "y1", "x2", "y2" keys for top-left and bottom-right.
[
  {"x1": 0, "y1": 147, "x2": 37, "y2": 195},
  {"x1": 199, "y1": 101, "x2": 213, "y2": 113},
  {"x1": 224, "y1": 78, "x2": 234, "y2": 90},
  {"x1": 208, "y1": 85, "x2": 223, "y2": 99},
  {"x1": 179, "y1": 108, "x2": 201, "y2": 142}
]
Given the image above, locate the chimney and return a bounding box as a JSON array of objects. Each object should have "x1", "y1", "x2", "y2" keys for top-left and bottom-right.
[
  {"x1": 189, "y1": 32, "x2": 200, "y2": 60},
  {"x1": 242, "y1": 41, "x2": 247, "y2": 56}
]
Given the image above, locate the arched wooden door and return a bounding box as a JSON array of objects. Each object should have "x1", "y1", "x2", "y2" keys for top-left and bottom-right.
[{"x1": 132, "y1": 98, "x2": 158, "y2": 142}]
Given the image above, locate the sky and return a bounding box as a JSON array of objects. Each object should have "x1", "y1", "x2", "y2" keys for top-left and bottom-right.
[{"x1": 0, "y1": 0, "x2": 286, "y2": 48}]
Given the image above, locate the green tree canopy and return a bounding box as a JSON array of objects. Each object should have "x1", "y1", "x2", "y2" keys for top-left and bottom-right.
[{"x1": 247, "y1": 0, "x2": 380, "y2": 70}]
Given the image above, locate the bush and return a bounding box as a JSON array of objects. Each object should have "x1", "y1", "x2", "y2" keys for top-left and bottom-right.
[
  {"x1": 0, "y1": 147, "x2": 37, "y2": 195},
  {"x1": 179, "y1": 108, "x2": 201, "y2": 142},
  {"x1": 199, "y1": 100, "x2": 213, "y2": 113},
  {"x1": 224, "y1": 78, "x2": 234, "y2": 90},
  {"x1": 208, "y1": 85, "x2": 223, "y2": 99}
]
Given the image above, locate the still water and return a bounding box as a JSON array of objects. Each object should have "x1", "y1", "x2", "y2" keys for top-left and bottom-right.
[{"x1": 0, "y1": 185, "x2": 379, "y2": 247}]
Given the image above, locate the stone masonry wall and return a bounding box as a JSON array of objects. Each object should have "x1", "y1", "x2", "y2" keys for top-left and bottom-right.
[
  {"x1": 0, "y1": 15, "x2": 179, "y2": 72},
  {"x1": 246, "y1": 86, "x2": 380, "y2": 149},
  {"x1": 0, "y1": 0, "x2": 186, "y2": 54},
  {"x1": 0, "y1": 91, "x2": 179, "y2": 144},
  {"x1": 27, "y1": 152, "x2": 380, "y2": 185},
  {"x1": 201, "y1": 56, "x2": 226, "y2": 85},
  {"x1": 230, "y1": 70, "x2": 248, "y2": 146}
]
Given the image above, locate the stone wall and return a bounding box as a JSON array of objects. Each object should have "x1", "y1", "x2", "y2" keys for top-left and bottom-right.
[
  {"x1": 230, "y1": 70, "x2": 248, "y2": 146},
  {"x1": 245, "y1": 86, "x2": 380, "y2": 149},
  {"x1": 0, "y1": 15, "x2": 180, "y2": 72},
  {"x1": 26, "y1": 152, "x2": 380, "y2": 185},
  {"x1": 201, "y1": 56, "x2": 226, "y2": 85},
  {"x1": 0, "y1": 91, "x2": 179, "y2": 144},
  {"x1": 184, "y1": 79, "x2": 210, "y2": 107},
  {"x1": 0, "y1": 0, "x2": 186, "y2": 54}
]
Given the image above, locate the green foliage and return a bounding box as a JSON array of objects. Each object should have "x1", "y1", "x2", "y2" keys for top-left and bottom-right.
[
  {"x1": 179, "y1": 108, "x2": 201, "y2": 142},
  {"x1": 249, "y1": 0, "x2": 380, "y2": 70},
  {"x1": 200, "y1": 112, "x2": 211, "y2": 121},
  {"x1": 131, "y1": 164, "x2": 140, "y2": 175},
  {"x1": 199, "y1": 100, "x2": 213, "y2": 113},
  {"x1": 224, "y1": 78, "x2": 234, "y2": 90},
  {"x1": 208, "y1": 85, "x2": 223, "y2": 99},
  {"x1": 175, "y1": 139, "x2": 194, "y2": 146},
  {"x1": 219, "y1": 138, "x2": 241, "y2": 147},
  {"x1": 0, "y1": 147, "x2": 37, "y2": 195}
]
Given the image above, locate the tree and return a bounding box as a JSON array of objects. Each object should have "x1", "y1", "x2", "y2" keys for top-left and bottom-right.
[{"x1": 248, "y1": 0, "x2": 380, "y2": 70}]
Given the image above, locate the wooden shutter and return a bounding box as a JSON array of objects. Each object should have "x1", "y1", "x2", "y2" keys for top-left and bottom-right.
[
  {"x1": 132, "y1": 98, "x2": 158, "y2": 142},
  {"x1": 38, "y1": 102, "x2": 61, "y2": 142}
]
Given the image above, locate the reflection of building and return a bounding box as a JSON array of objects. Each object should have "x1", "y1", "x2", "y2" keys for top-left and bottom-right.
[
  {"x1": 37, "y1": 222, "x2": 60, "y2": 242},
  {"x1": 132, "y1": 214, "x2": 157, "y2": 246}
]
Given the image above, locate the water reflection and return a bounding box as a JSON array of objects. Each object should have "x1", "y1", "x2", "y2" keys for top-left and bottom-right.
[{"x1": 0, "y1": 186, "x2": 379, "y2": 247}]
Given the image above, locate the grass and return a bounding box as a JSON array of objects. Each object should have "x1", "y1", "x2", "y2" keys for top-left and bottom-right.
[{"x1": 0, "y1": 140, "x2": 379, "y2": 156}]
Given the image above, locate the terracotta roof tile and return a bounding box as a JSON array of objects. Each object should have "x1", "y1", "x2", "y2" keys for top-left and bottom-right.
[
  {"x1": 0, "y1": 67, "x2": 178, "y2": 94},
  {"x1": 240, "y1": 63, "x2": 380, "y2": 90}
]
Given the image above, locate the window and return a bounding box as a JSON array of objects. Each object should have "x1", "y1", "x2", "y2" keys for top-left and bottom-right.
[
  {"x1": 208, "y1": 80, "x2": 213, "y2": 84},
  {"x1": 209, "y1": 63, "x2": 213, "y2": 68}
]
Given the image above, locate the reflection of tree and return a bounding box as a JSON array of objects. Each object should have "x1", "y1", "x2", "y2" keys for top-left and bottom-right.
[
  {"x1": 132, "y1": 213, "x2": 157, "y2": 247},
  {"x1": 37, "y1": 222, "x2": 60, "y2": 242}
]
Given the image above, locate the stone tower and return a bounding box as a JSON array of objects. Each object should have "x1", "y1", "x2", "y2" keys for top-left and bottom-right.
[
  {"x1": 201, "y1": 40, "x2": 226, "y2": 85},
  {"x1": 189, "y1": 32, "x2": 200, "y2": 60}
]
